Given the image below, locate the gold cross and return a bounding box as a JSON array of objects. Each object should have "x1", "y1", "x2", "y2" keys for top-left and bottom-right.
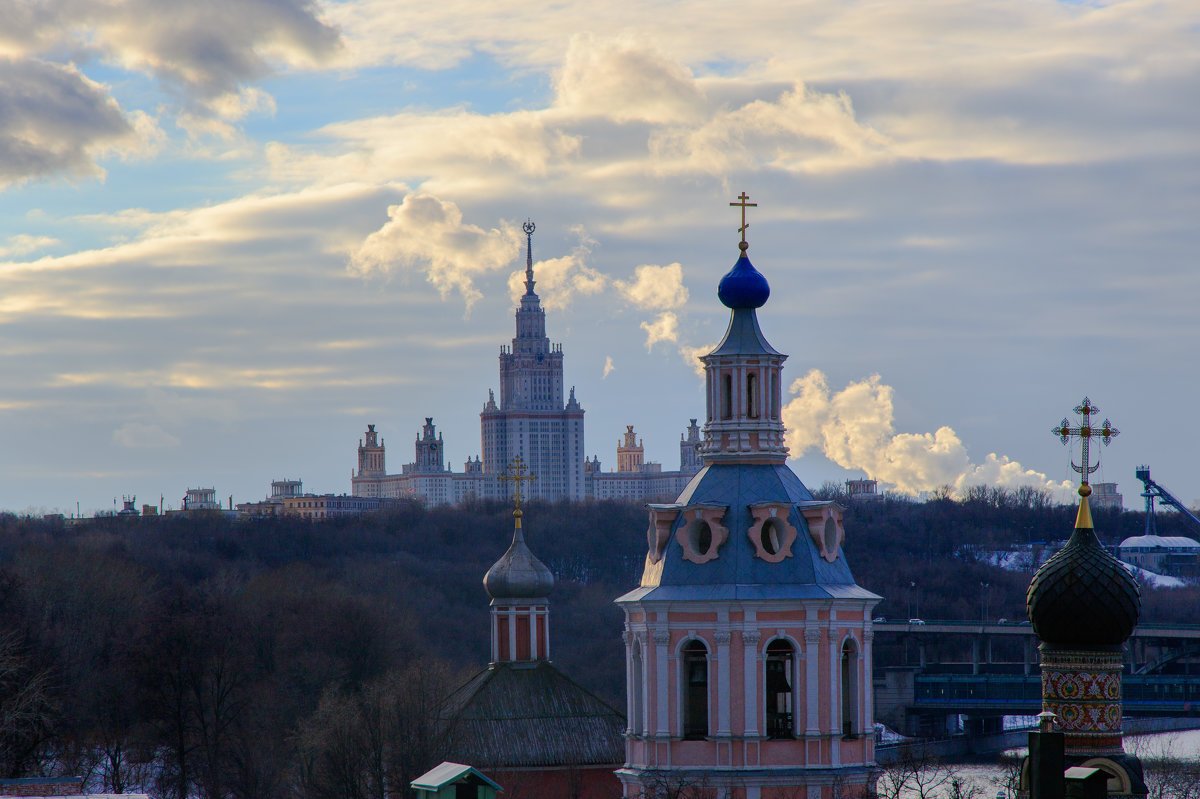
[
  {"x1": 729, "y1": 191, "x2": 758, "y2": 243},
  {"x1": 498, "y1": 456, "x2": 536, "y2": 511},
  {"x1": 1051, "y1": 397, "x2": 1119, "y2": 486}
]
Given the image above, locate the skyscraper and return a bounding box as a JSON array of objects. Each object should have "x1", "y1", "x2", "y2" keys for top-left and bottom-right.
[{"x1": 481, "y1": 221, "x2": 586, "y2": 501}]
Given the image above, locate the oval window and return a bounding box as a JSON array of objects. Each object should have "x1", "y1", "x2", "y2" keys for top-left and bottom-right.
[
  {"x1": 823, "y1": 518, "x2": 839, "y2": 557},
  {"x1": 689, "y1": 519, "x2": 713, "y2": 556},
  {"x1": 761, "y1": 518, "x2": 782, "y2": 555}
]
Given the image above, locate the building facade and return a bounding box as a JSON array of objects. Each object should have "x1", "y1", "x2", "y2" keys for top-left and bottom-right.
[
  {"x1": 587, "y1": 421, "x2": 703, "y2": 502},
  {"x1": 614, "y1": 222, "x2": 881, "y2": 799},
  {"x1": 481, "y1": 222, "x2": 586, "y2": 502}
]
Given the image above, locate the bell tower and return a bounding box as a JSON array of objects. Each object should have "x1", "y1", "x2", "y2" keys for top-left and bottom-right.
[{"x1": 615, "y1": 195, "x2": 881, "y2": 799}]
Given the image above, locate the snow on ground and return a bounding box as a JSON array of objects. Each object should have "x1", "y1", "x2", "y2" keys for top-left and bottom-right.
[{"x1": 1119, "y1": 560, "x2": 1187, "y2": 588}]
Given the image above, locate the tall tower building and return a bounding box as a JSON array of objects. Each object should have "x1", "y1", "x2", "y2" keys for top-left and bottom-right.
[
  {"x1": 679, "y1": 418, "x2": 702, "y2": 473},
  {"x1": 481, "y1": 222, "x2": 586, "y2": 500},
  {"x1": 617, "y1": 426, "x2": 645, "y2": 473},
  {"x1": 411, "y1": 417, "x2": 446, "y2": 474},
  {"x1": 357, "y1": 424, "x2": 386, "y2": 479},
  {"x1": 615, "y1": 200, "x2": 881, "y2": 799}
]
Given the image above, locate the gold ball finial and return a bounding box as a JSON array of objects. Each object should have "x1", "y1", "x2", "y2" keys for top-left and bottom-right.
[
  {"x1": 1078, "y1": 484, "x2": 1092, "y2": 498},
  {"x1": 738, "y1": 240, "x2": 748, "y2": 252}
]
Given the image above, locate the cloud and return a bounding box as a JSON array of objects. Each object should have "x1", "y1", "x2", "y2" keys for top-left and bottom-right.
[
  {"x1": 505, "y1": 227, "x2": 606, "y2": 311},
  {"x1": 783, "y1": 370, "x2": 1072, "y2": 498},
  {"x1": 678, "y1": 342, "x2": 713, "y2": 379},
  {"x1": 553, "y1": 35, "x2": 706, "y2": 124},
  {"x1": 0, "y1": 235, "x2": 60, "y2": 258},
  {"x1": 112, "y1": 422, "x2": 180, "y2": 449},
  {"x1": 0, "y1": 58, "x2": 141, "y2": 187},
  {"x1": 602, "y1": 356, "x2": 614, "y2": 378},
  {"x1": 649, "y1": 82, "x2": 892, "y2": 176},
  {"x1": 640, "y1": 312, "x2": 679, "y2": 351},
  {"x1": 349, "y1": 193, "x2": 523, "y2": 309},
  {"x1": 614, "y1": 263, "x2": 689, "y2": 311}
]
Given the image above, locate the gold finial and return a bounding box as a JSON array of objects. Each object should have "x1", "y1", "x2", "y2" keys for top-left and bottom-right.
[
  {"x1": 729, "y1": 191, "x2": 758, "y2": 248},
  {"x1": 498, "y1": 456, "x2": 536, "y2": 518}
]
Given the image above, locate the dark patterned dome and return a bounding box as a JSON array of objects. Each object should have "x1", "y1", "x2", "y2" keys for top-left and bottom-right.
[
  {"x1": 484, "y1": 510, "x2": 555, "y2": 599},
  {"x1": 717, "y1": 244, "x2": 770, "y2": 309},
  {"x1": 1027, "y1": 486, "x2": 1140, "y2": 648}
]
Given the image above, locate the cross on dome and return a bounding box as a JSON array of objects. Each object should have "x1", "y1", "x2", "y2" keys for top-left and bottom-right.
[
  {"x1": 729, "y1": 191, "x2": 758, "y2": 248},
  {"x1": 1051, "y1": 396, "x2": 1119, "y2": 490},
  {"x1": 499, "y1": 455, "x2": 536, "y2": 514}
]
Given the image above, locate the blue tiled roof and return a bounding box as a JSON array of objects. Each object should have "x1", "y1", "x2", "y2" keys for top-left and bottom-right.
[
  {"x1": 629, "y1": 463, "x2": 871, "y2": 596},
  {"x1": 708, "y1": 308, "x2": 782, "y2": 358}
]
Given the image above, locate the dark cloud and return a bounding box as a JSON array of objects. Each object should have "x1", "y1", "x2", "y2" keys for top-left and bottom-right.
[{"x1": 0, "y1": 58, "x2": 134, "y2": 185}]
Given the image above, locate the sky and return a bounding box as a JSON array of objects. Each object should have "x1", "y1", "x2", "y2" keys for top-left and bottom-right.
[{"x1": 2, "y1": 0, "x2": 1199, "y2": 516}]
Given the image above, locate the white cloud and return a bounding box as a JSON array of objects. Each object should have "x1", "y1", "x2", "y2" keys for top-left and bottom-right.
[
  {"x1": 112, "y1": 422, "x2": 180, "y2": 449},
  {"x1": 640, "y1": 311, "x2": 679, "y2": 351},
  {"x1": 678, "y1": 342, "x2": 712, "y2": 379},
  {"x1": 602, "y1": 356, "x2": 614, "y2": 378},
  {"x1": 349, "y1": 193, "x2": 523, "y2": 310},
  {"x1": 783, "y1": 370, "x2": 1072, "y2": 498},
  {"x1": 505, "y1": 227, "x2": 606, "y2": 311},
  {"x1": 0, "y1": 235, "x2": 60, "y2": 258},
  {"x1": 553, "y1": 35, "x2": 706, "y2": 125},
  {"x1": 614, "y1": 263, "x2": 689, "y2": 311}
]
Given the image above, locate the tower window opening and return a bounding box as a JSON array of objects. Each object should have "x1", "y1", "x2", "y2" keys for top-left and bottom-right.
[
  {"x1": 682, "y1": 639, "x2": 709, "y2": 739},
  {"x1": 688, "y1": 519, "x2": 714, "y2": 557},
  {"x1": 765, "y1": 639, "x2": 795, "y2": 739},
  {"x1": 747, "y1": 372, "x2": 759, "y2": 419},
  {"x1": 841, "y1": 639, "x2": 860, "y2": 738},
  {"x1": 721, "y1": 373, "x2": 732, "y2": 420},
  {"x1": 631, "y1": 640, "x2": 644, "y2": 736},
  {"x1": 770, "y1": 371, "x2": 779, "y2": 419},
  {"x1": 761, "y1": 518, "x2": 782, "y2": 556}
]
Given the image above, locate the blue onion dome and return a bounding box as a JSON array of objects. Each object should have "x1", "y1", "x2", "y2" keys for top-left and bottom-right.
[
  {"x1": 717, "y1": 242, "x2": 770, "y2": 309},
  {"x1": 1026, "y1": 485, "x2": 1140, "y2": 648},
  {"x1": 484, "y1": 510, "x2": 555, "y2": 599}
]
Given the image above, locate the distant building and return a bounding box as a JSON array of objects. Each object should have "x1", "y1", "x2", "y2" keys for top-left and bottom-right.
[
  {"x1": 480, "y1": 222, "x2": 585, "y2": 502},
  {"x1": 182, "y1": 488, "x2": 220, "y2": 511},
  {"x1": 587, "y1": 421, "x2": 702, "y2": 501},
  {"x1": 846, "y1": 478, "x2": 881, "y2": 499},
  {"x1": 351, "y1": 419, "x2": 485, "y2": 506},
  {"x1": 1118, "y1": 534, "x2": 1200, "y2": 577},
  {"x1": 1090, "y1": 481, "x2": 1123, "y2": 510}
]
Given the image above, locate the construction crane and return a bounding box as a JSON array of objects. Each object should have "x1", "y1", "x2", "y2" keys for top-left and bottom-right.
[{"x1": 1135, "y1": 465, "x2": 1200, "y2": 536}]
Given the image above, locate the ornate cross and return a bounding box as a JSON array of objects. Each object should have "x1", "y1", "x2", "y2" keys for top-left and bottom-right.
[
  {"x1": 499, "y1": 455, "x2": 536, "y2": 511},
  {"x1": 729, "y1": 191, "x2": 757, "y2": 243},
  {"x1": 1051, "y1": 396, "x2": 1119, "y2": 485}
]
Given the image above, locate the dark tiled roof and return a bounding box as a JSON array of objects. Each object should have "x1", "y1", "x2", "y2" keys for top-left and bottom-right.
[{"x1": 441, "y1": 661, "x2": 625, "y2": 769}]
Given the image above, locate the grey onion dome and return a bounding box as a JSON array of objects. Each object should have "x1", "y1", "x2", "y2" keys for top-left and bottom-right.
[
  {"x1": 484, "y1": 510, "x2": 555, "y2": 599},
  {"x1": 1026, "y1": 487, "x2": 1140, "y2": 648}
]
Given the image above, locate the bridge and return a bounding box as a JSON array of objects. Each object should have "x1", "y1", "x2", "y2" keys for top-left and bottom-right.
[{"x1": 872, "y1": 620, "x2": 1200, "y2": 736}]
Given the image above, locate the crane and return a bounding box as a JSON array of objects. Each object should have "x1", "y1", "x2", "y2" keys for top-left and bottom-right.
[{"x1": 1135, "y1": 465, "x2": 1200, "y2": 536}]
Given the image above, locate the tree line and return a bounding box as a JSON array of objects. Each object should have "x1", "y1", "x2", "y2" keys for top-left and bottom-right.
[{"x1": 0, "y1": 484, "x2": 1192, "y2": 798}]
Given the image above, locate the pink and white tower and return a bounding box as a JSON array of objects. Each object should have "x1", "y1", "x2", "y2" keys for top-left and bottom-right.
[{"x1": 615, "y1": 196, "x2": 881, "y2": 799}]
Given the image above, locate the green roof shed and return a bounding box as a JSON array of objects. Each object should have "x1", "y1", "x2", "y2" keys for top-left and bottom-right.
[{"x1": 411, "y1": 762, "x2": 502, "y2": 799}]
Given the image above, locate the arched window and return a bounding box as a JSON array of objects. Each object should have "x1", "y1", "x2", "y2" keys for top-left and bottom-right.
[
  {"x1": 747, "y1": 372, "x2": 759, "y2": 419},
  {"x1": 682, "y1": 639, "x2": 709, "y2": 739},
  {"x1": 631, "y1": 640, "x2": 644, "y2": 735},
  {"x1": 765, "y1": 639, "x2": 795, "y2": 739},
  {"x1": 721, "y1": 374, "x2": 733, "y2": 420},
  {"x1": 770, "y1": 371, "x2": 779, "y2": 419},
  {"x1": 841, "y1": 639, "x2": 860, "y2": 738}
]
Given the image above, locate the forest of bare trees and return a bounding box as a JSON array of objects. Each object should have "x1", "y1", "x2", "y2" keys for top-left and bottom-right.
[{"x1": 0, "y1": 485, "x2": 1194, "y2": 798}]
